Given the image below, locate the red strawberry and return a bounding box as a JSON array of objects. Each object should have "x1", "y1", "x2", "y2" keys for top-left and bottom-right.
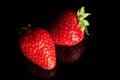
[
  {"x1": 18, "y1": 24, "x2": 56, "y2": 70},
  {"x1": 49, "y1": 6, "x2": 90, "y2": 46}
]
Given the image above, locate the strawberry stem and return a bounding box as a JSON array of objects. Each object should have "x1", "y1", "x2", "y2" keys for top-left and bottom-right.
[
  {"x1": 77, "y1": 6, "x2": 91, "y2": 35},
  {"x1": 19, "y1": 24, "x2": 32, "y2": 34}
]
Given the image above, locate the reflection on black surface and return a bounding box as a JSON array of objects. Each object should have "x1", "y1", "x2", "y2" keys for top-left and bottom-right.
[
  {"x1": 24, "y1": 59, "x2": 57, "y2": 79},
  {"x1": 56, "y1": 41, "x2": 85, "y2": 63}
]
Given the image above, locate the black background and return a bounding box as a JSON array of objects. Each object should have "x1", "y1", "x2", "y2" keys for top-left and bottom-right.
[{"x1": 4, "y1": 0, "x2": 97, "y2": 80}]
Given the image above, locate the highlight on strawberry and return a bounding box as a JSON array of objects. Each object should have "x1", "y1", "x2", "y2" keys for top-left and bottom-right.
[{"x1": 49, "y1": 6, "x2": 91, "y2": 46}]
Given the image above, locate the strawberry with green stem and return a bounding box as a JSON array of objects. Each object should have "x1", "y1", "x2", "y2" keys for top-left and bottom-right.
[
  {"x1": 49, "y1": 6, "x2": 90, "y2": 46},
  {"x1": 18, "y1": 24, "x2": 56, "y2": 70}
]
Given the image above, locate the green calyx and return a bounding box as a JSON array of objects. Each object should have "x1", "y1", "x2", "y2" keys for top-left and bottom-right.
[
  {"x1": 19, "y1": 24, "x2": 32, "y2": 34},
  {"x1": 77, "y1": 6, "x2": 91, "y2": 35}
]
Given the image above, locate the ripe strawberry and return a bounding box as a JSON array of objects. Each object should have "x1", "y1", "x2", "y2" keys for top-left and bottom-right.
[
  {"x1": 49, "y1": 6, "x2": 90, "y2": 46},
  {"x1": 18, "y1": 24, "x2": 56, "y2": 70}
]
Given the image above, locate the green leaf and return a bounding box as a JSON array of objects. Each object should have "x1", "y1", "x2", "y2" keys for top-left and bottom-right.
[
  {"x1": 79, "y1": 17, "x2": 84, "y2": 21},
  {"x1": 22, "y1": 27, "x2": 27, "y2": 30},
  {"x1": 81, "y1": 25, "x2": 85, "y2": 32},
  {"x1": 80, "y1": 6, "x2": 85, "y2": 15},
  {"x1": 77, "y1": 6, "x2": 85, "y2": 16},
  {"x1": 83, "y1": 20, "x2": 89, "y2": 26},
  {"x1": 18, "y1": 24, "x2": 32, "y2": 34},
  {"x1": 77, "y1": 10, "x2": 80, "y2": 16},
  {"x1": 77, "y1": 15, "x2": 82, "y2": 21},
  {"x1": 78, "y1": 21, "x2": 82, "y2": 27},
  {"x1": 85, "y1": 26, "x2": 89, "y2": 35},
  {"x1": 83, "y1": 13, "x2": 91, "y2": 18},
  {"x1": 77, "y1": 6, "x2": 91, "y2": 35},
  {"x1": 27, "y1": 24, "x2": 32, "y2": 28}
]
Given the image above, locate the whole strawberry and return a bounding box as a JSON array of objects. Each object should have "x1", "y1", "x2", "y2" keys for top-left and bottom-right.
[
  {"x1": 18, "y1": 24, "x2": 56, "y2": 70},
  {"x1": 49, "y1": 6, "x2": 90, "y2": 46}
]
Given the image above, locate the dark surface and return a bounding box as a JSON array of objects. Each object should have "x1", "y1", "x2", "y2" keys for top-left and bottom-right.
[{"x1": 10, "y1": 0, "x2": 97, "y2": 80}]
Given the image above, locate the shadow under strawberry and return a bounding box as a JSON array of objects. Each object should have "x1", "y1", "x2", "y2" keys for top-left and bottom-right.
[
  {"x1": 56, "y1": 41, "x2": 85, "y2": 63},
  {"x1": 24, "y1": 58, "x2": 57, "y2": 79}
]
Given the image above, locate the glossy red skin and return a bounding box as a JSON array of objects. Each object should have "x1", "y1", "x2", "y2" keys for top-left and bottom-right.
[
  {"x1": 19, "y1": 27, "x2": 56, "y2": 70},
  {"x1": 49, "y1": 10, "x2": 84, "y2": 46}
]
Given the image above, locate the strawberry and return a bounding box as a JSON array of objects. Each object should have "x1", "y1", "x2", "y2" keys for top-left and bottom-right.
[
  {"x1": 18, "y1": 24, "x2": 56, "y2": 70},
  {"x1": 49, "y1": 6, "x2": 90, "y2": 46}
]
